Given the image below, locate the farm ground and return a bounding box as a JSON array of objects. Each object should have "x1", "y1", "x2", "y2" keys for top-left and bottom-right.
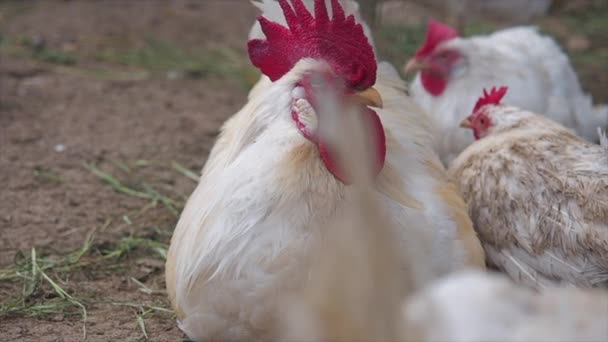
[{"x1": 0, "y1": 1, "x2": 606, "y2": 341}]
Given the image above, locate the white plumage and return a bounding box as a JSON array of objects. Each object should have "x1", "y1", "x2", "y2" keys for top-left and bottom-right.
[
  {"x1": 404, "y1": 270, "x2": 608, "y2": 342},
  {"x1": 408, "y1": 25, "x2": 608, "y2": 166},
  {"x1": 247, "y1": 0, "x2": 484, "y2": 271},
  {"x1": 168, "y1": 57, "x2": 439, "y2": 341},
  {"x1": 165, "y1": 1, "x2": 484, "y2": 340}
]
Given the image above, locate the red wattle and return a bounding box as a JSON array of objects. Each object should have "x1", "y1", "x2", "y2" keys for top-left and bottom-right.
[
  {"x1": 318, "y1": 108, "x2": 386, "y2": 184},
  {"x1": 420, "y1": 71, "x2": 447, "y2": 96}
]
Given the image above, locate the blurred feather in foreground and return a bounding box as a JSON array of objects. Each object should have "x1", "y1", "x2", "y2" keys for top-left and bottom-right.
[
  {"x1": 278, "y1": 72, "x2": 418, "y2": 342},
  {"x1": 405, "y1": 270, "x2": 608, "y2": 342}
]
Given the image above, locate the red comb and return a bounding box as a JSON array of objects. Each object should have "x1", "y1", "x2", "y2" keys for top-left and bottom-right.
[
  {"x1": 247, "y1": 0, "x2": 376, "y2": 90},
  {"x1": 473, "y1": 86, "x2": 508, "y2": 113},
  {"x1": 415, "y1": 19, "x2": 458, "y2": 57}
]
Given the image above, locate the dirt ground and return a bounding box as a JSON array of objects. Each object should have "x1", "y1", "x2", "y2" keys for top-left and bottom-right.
[{"x1": 0, "y1": 1, "x2": 606, "y2": 341}]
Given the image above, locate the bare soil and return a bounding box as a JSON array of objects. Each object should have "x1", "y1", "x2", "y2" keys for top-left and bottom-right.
[{"x1": 1, "y1": 1, "x2": 255, "y2": 341}]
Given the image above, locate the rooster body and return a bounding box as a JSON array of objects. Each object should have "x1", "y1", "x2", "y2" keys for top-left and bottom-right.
[
  {"x1": 169, "y1": 61, "x2": 417, "y2": 341},
  {"x1": 408, "y1": 23, "x2": 608, "y2": 166},
  {"x1": 166, "y1": 58, "x2": 444, "y2": 341},
  {"x1": 373, "y1": 61, "x2": 485, "y2": 271},
  {"x1": 247, "y1": 0, "x2": 484, "y2": 270},
  {"x1": 449, "y1": 89, "x2": 608, "y2": 288},
  {"x1": 166, "y1": 1, "x2": 482, "y2": 340}
]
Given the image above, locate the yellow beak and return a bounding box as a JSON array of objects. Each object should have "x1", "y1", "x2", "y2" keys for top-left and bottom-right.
[
  {"x1": 460, "y1": 118, "x2": 472, "y2": 128},
  {"x1": 403, "y1": 58, "x2": 430, "y2": 75},
  {"x1": 351, "y1": 87, "x2": 383, "y2": 108}
]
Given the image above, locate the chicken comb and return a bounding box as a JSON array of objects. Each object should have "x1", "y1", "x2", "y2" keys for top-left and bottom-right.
[
  {"x1": 415, "y1": 19, "x2": 458, "y2": 57},
  {"x1": 247, "y1": 0, "x2": 376, "y2": 90},
  {"x1": 473, "y1": 86, "x2": 508, "y2": 113}
]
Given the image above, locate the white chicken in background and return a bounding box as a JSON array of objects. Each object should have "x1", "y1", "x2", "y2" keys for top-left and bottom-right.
[
  {"x1": 165, "y1": 0, "x2": 482, "y2": 340},
  {"x1": 405, "y1": 19, "x2": 608, "y2": 166},
  {"x1": 404, "y1": 270, "x2": 608, "y2": 342},
  {"x1": 449, "y1": 86, "x2": 608, "y2": 288}
]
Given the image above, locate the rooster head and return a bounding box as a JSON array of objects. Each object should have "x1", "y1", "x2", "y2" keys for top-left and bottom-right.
[
  {"x1": 404, "y1": 19, "x2": 460, "y2": 96},
  {"x1": 460, "y1": 86, "x2": 508, "y2": 140},
  {"x1": 247, "y1": 0, "x2": 385, "y2": 184}
]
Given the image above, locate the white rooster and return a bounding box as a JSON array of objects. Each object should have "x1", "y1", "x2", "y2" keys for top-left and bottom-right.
[
  {"x1": 405, "y1": 20, "x2": 608, "y2": 166},
  {"x1": 245, "y1": 0, "x2": 485, "y2": 270},
  {"x1": 165, "y1": 1, "x2": 482, "y2": 340},
  {"x1": 449, "y1": 86, "x2": 608, "y2": 288}
]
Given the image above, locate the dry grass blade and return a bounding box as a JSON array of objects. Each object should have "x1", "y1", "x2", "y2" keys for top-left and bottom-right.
[
  {"x1": 107, "y1": 302, "x2": 173, "y2": 314},
  {"x1": 32, "y1": 248, "x2": 89, "y2": 340},
  {"x1": 136, "y1": 312, "x2": 149, "y2": 339},
  {"x1": 142, "y1": 183, "x2": 180, "y2": 216},
  {"x1": 83, "y1": 162, "x2": 151, "y2": 200},
  {"x1": 171, "y1": 161, "x2": 200, "y2": 182},
  {"x1": 0, "y1": 219, "x2": 169, "y2": 325},
  {"x1": 83, "y1": 162, "x2": 184, "y2": 216},
  {"x1": 130, "y1": 277, "x2": 166, "y2": 295},
  {"x1": 0, "y1": 222, "x2": 106, "y2": 283}
]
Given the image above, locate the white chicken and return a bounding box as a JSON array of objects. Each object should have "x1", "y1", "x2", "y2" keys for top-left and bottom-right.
[
  {"x1": 204, "y1": 0, "x2": 373, "y2": 173},
  {"x1": 405, "y1": 20, "x2": 608, "y2": 166},
  {"x1": 165, "y1": 1, "x2": 483, "y2": 340},
  {"x1": 449, "y1": 86, "x2": 608, "y2": 288},
  {"x1": 404, "y1": 270, "x2": 608, "y2": 342},
  {"x1": 245, "y1": 0, "x2": 485, "y2": 270}
]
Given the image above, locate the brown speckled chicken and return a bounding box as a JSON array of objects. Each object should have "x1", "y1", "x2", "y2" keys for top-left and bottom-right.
[{"x1": 449, "y1": 86, "x2": 608, "y2": 288}]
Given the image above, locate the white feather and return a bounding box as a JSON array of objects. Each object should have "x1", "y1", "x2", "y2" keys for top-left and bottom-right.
[
  {"x1": 404, "y1": 271, "x2": 608, "y2": 342},
  {"x1": 167, "y1": 59, "x2": 444, "y2": 341}
]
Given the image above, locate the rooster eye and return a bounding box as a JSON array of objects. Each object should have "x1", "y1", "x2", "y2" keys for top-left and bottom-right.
[{"x1": 436, "y1": 53, "x2": 449, "y2": 61}]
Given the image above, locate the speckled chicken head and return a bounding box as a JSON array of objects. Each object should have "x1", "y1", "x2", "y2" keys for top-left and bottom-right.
[{"x1": 461, "y1": 86, "x2": 508, "y2": 140}]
